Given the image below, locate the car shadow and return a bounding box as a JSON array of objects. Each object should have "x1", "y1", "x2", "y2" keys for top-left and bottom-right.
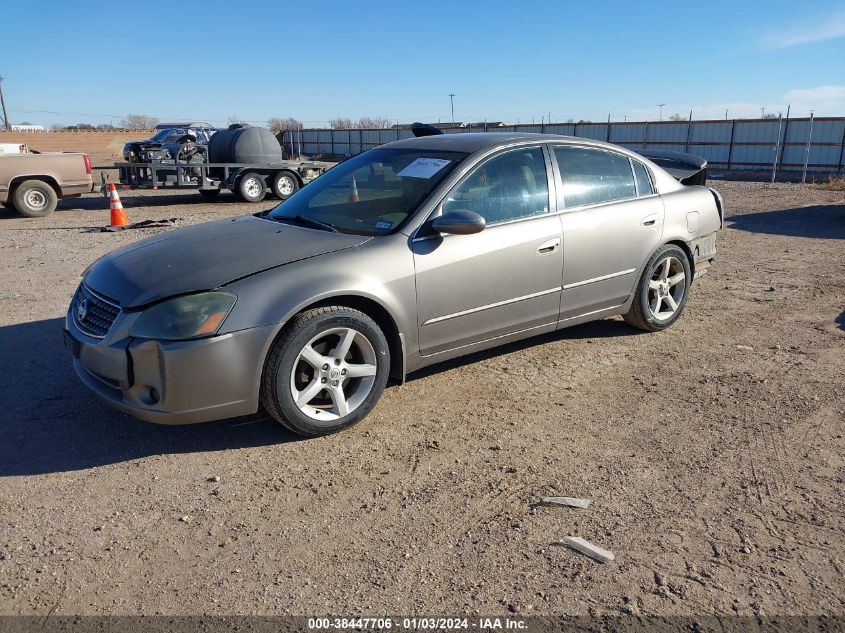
[
  {"x1": 727, "y1": 203, "x2": 845, "y2": 239},
  {"x1": 407, "y1": 317, "x2": 640, "y2": 381},
  {"x1": 837, "y1": 310, "x2": 845, "y2": 331},
  {"x1": 0, "y1": 318, "x2": 299, "y2": 477}
]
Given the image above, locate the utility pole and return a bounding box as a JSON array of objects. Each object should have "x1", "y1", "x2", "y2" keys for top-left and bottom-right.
[
  {"x1": 0, "y1": 75, "x2": 10, "y2": 131},
  {"x1": 725, "y1": 109, "x2": 729, "y2": 120},
  {"x1": 760, "y1": 107, "x2": 765, "y2": 118},
  {"x1": 448, "y1": 93, "x2": 455, "y2": 124},
  {"x1": 657, "y1": 103, "x2": 665, "y2": 122}
]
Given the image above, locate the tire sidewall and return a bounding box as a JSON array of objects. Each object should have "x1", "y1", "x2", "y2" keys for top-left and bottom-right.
[
  {"x1": 637, "y1": 245, "x2": 691, "y2": 331},
  {"x1": 271, "y1": 311, "x2": 390, "y2": 435}
]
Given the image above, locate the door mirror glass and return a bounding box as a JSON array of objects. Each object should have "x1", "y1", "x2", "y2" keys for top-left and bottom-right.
[{"x1": 431, "y1": 209, "x2": 486, "y2": 235}]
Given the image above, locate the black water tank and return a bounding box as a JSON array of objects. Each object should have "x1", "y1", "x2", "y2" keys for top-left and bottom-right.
[{"x1": 208, "y1": 124, "x2": 282, "y2": 164}]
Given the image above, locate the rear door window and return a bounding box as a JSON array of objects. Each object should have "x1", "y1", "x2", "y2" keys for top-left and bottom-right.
[{"x1": 553, "y1": 146, "x2": 637, "y2": 208}]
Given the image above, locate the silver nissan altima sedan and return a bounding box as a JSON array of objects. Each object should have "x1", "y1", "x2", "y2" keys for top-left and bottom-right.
[{"x1": 65, "y1": 132, "x2": 723, "y2": 436}]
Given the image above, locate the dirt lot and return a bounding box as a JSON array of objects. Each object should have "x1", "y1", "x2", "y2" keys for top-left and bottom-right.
[{"x1": 0, "y1": 182, "x2": 843, "y2": 618}]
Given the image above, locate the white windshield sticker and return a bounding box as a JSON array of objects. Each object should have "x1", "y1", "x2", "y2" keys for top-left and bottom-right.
[{"x1": 398, "y1": 157, "x2": 451, "y2": 179}]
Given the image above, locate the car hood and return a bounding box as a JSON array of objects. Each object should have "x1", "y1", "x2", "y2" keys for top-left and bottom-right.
[{"x1": 83, "y1": 216, "x2": 370, "y2": 308}]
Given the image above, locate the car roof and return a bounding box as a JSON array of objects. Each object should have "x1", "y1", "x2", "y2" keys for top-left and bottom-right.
[
  {"x1": 380, "y1": 132, "x2": 617, "y2": 154},
  {"x1": 155, "y1": 121, "x2": 213, "y2": 129}
]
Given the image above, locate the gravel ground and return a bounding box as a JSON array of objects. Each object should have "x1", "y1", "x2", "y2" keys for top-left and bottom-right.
[{"x1": 0, "y1": 181, "x2": 843, "y2": 618}]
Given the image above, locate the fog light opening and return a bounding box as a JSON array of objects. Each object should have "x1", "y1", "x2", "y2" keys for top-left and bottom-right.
[{"x1": 140, "y1": 386, "x2": 160, "y2": 405}]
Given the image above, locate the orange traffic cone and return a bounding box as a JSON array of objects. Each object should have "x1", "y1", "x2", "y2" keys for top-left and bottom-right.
[
  {"x1": 108, "y1": 183, "x2": 129, "y2": 227},
  {"x1": 348, "y1": 176, "x2": 360, "y2": 203}
]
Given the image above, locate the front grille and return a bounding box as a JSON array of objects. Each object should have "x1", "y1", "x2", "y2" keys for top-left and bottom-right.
[{"x1": 71, "y1": 283, "x2": 121, "y2": 338}]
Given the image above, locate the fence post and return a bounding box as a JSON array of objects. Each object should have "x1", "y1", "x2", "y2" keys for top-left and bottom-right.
[
  {"x1": 643, "y1": 121, "x2": 649, "y2": 149},
  {"x1": 726, "y1": 119, "x2": 736, "y2": 171},
  {"x1": 778, "y1": 105, "x2": 790, "y2": 173},
  {"x1": 771, "y1": 113, "x2": 783, "y2": 183},
  {"x1": 838, "y1": 122, "x2": 845, "y2": 174},
  {"x1": 802, "y1": 112, "x2": 815, "y2": 183},
  {"x1": 685, "y1": 110, "x2": 692, "y2": 153}
]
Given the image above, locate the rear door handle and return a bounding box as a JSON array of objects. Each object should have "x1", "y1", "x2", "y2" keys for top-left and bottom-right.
[
  {"x1": 537, "y1": 237, "x2": 561, "y2": 254},
  {"x1": 641, "y1": 213, "x2": 658, "y2": 226}
]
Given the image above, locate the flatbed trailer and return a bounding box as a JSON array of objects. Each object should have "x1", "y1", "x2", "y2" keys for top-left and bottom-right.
[{"x1": 105, "y1": 158, "x2": 330, "y2": 202}]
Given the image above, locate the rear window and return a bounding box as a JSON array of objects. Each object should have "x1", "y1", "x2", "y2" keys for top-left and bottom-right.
[{"x1": 553, "y1": 146, "x2": 637, "y2": 208}]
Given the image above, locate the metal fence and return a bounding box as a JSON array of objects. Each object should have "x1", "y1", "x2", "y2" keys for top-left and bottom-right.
[{"x1": 282, "y1": 116, "x2": 845, "y2": 175}]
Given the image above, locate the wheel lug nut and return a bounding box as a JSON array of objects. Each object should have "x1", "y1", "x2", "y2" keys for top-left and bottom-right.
[
  {"x1": 341, "y1": 369, "x2": 346, "y2": 375},
  {"x1": 331, "y1": 380, "x2": 339, "y2": 387},
  {"x1": 334, "y1": 359, "x2": 341, "y2": 365},
  {"x1": 321, "y1": 377, "x2": 327, "y2": 383},
  {"x1": 322, "y1": 363, "x2": 329, "y2": 370}
]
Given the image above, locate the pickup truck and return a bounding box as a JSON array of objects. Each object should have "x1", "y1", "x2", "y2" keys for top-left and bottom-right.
[{"x1": 0, "y1": 151, "x2": 95, "y2": 217}]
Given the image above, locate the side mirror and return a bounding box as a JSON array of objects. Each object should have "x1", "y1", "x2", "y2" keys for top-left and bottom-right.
[{"x1": 431, "y1": 209, "x2": 486, "y2": 235}]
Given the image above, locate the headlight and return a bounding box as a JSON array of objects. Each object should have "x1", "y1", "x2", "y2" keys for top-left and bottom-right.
[{"x1": 129, "y1": 292, "x2": 236, "y2": 341}]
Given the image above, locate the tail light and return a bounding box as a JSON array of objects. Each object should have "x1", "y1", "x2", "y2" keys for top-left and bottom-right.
[{"x1": 83, "y1": 154, "x2": 92, "y2": 174}]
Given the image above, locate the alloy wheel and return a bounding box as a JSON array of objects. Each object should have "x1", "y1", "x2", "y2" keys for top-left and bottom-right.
[
  {"x1": 289, "y1": 327, "x2": 378, "y2": 421},
  {"x1": 647, "y1": 256, "x2": 686, "y2": 321}
]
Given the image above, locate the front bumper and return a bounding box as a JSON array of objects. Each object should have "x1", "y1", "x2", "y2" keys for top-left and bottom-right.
[{"x1": 64, "y1": 313, "x2": 274, "y2": 425}]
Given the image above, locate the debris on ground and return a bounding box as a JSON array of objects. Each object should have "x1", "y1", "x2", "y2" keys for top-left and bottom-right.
[
  {"x1": 84, "y1": 218, "x2": 182, "y2": 233},
  {"x1": 541, "y1": 496, "x2": 591, "y2": 509},
  {"x1": 559, "y1": 536, "x2": 615, "y2": 563}
]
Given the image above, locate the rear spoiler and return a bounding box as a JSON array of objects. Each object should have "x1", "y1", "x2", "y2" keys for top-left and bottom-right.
[{"x1": 634, "y1": 149, "x2": 708, "y2": 186}]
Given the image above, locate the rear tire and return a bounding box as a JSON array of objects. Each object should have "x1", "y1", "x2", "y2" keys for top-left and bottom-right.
[
  {"x1": 12, "y1": 180, "x2": 58, "y2": 217},
  {"x1": 271, "y1": 171, "x2": 299, "y2": 200},
  {"x1": 260, "y1": 307, "x2": 390, "y2": 437},
  {"x1": 623, "y1": 244, "x2": 691, "y2": 332},
  {"x1": 236, "y1": 172, "x2": 266, "y2": 203}
]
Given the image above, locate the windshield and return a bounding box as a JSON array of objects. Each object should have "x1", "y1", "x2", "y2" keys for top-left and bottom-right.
[
  {"x1": 150, "y1": 128, "x2": 187, "y2": 142},
  {"x1": 268, "y1": 148, "x2": 467, "y2": 235}
]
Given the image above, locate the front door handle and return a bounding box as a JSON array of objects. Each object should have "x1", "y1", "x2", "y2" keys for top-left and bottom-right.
[
  {"x1": 641, "y1": 213, "x2": 658, "y2": 226},
  {"x1": 537, "y1": 237, "x2": 561, "y2": 254}
]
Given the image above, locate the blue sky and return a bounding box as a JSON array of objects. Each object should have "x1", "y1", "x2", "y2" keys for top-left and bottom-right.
[{"x1": 2, "y1": 0, "x2": 844, "y2": 127}]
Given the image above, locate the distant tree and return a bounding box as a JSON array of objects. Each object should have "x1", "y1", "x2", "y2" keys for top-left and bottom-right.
[
  {"x1": 356, "y1": 116, "x2": 392, "y2": 129},
  {"x1": 120, "y1": 114, "x2": 159, "y2": 130},
  {"x1": 565, "y1": 118, "x2": 575, "y2": 124},
  {"x1": 761, "y1": 113, "x2": 779, "y2": 119},
  {"x1": 330, "y1": 117, "x2": 354, "y2": 129},
  {"x1": 97, "y1": 123, "x2": 116, "y2": 130},
  {"x1": 49, "y1": 123, "x2": 65, "y2": 131},
  {"x1": 668, "y1": 112, "x2": 686, "y2": 121},
  {"x1": 577, "y1": 119, "x2": 591, "y2": 124},
  {"x1": 18, "y1": 121, "x2": 33, "y2": 125},
  {"x1": 267, "y1": 117, "x2": 303, "y2": 133}
]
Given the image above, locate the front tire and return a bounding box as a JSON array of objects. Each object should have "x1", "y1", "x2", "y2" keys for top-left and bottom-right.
[
  {"x1": 261, "y1": 307, "x2": 390, "y2": 437},
  {"x1": 13, "y1": 179, "x2": 58, "y2": 217},
  {"x1": 272, "y1": 171, "x2": 299, "y2": 200},
  {"x1": 623, "y1": 244, "x2": 691, "y2": 332},
  {"x1": 236, "y1": 172, "x2": 266, "y2": 202}
]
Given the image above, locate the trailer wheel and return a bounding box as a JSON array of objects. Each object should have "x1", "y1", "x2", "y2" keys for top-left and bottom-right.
[
  {"x1": 236, "y1": 172, "x2": 266, "y2": 203},
  {"x1": 198, "y1": 189, "x2": 220, "y2": 199},
  {"x1": 272, "y1": 171, "x2": 300, "y2": 200},
  {"x1": 12, "y1": 179, "x2": 58, "y2": 217}
]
